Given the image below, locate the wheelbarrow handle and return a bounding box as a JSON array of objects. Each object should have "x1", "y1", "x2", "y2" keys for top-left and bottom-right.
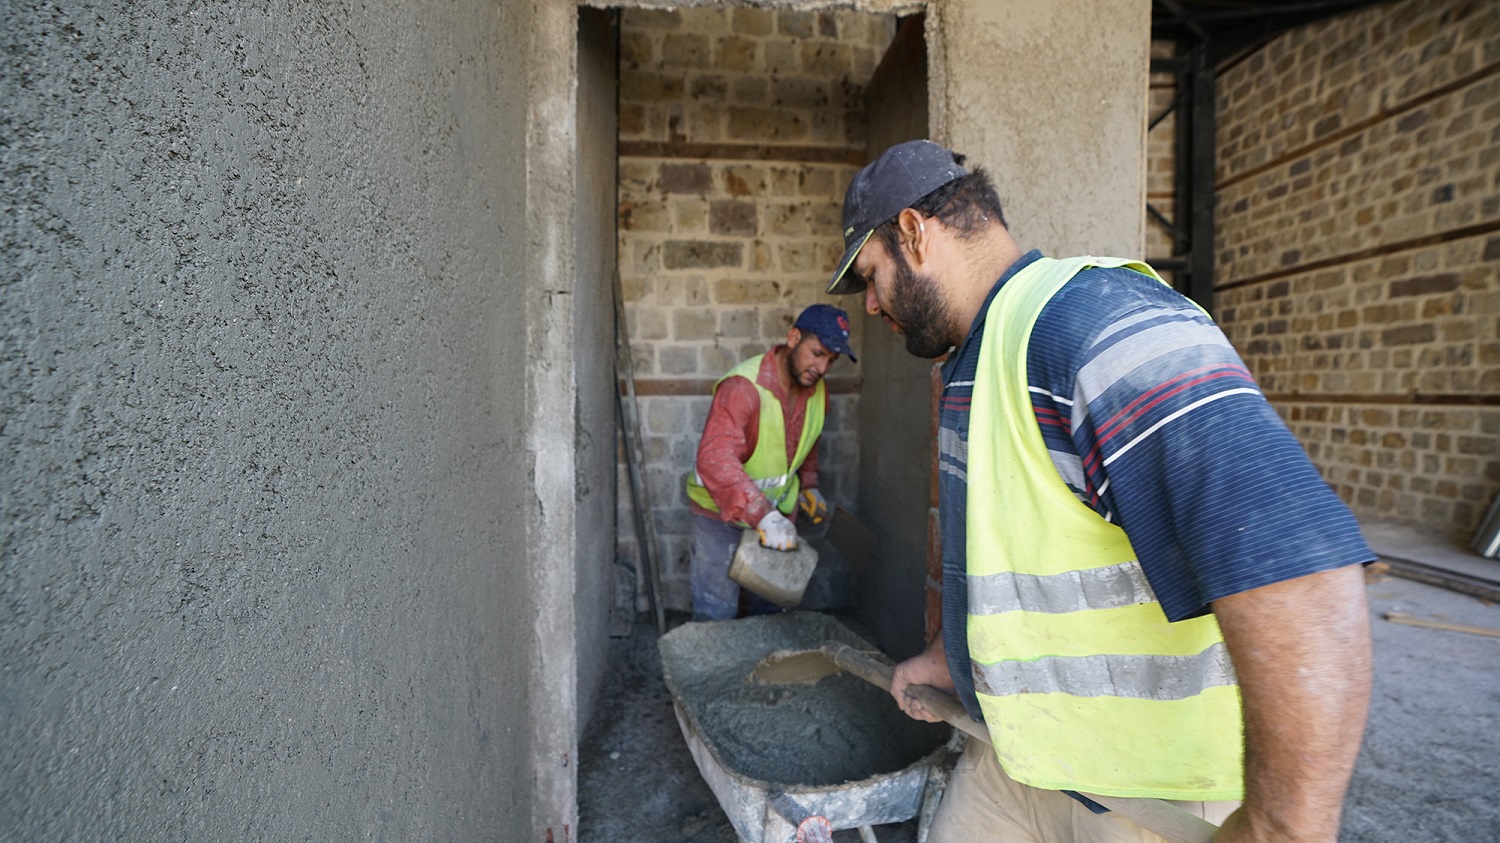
[{"x1": 767, "y1": 791, "x2": 834, "y2": 843}]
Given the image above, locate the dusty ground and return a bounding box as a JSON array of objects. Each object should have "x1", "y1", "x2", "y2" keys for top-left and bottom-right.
[{"x1": 579, "y1": 574, "x2": 1500, "y2": 842}]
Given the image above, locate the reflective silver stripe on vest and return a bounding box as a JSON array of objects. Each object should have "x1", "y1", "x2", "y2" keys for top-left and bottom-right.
[
  {"x1": 972, "y1": 641, "x2": 1237, "y2": 700},
  {"x1": 692, "y1": 471, "x2": 790, "y2": 491},
  {"x1": 938, "y1": 427, "x2": 968, "y2": 483},
  {"x1": 754, "y1": 473, "x2": 791, "y2": 491},
  {"x1": 968, "y1": 560, "x2": 1158, "y2": 616}
]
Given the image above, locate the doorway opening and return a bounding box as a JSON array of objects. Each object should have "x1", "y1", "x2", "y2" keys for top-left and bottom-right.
[{"x1": 577, "y1": 4, "x2": 936, "y2": 840}]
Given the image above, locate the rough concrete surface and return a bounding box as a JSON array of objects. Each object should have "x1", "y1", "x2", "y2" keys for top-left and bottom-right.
[
  {"x1": 1345, "y1": 571, "x2": 1500, "y2": 839},
  {"x1": 574, "y1": 1, "x2": 622, "y2": 761},
  {"x1": 856, "y1": 14, "x2": 935, "y2": 665},
  {"x1": 934, "y1": 0, "x2": 1149, "y2": 258},
  {"x1": 582, "y1": 577, "x2": 1499, "y2": 841},
  {"x1": 2, "y1": 2, "x2": 541, "y2": 838}
]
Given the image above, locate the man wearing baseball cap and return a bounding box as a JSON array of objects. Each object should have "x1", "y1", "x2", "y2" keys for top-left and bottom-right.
[
  {"x1": 683, "y1": 303, "x2": 856, "y2": 620},
  {"x1": 827, "y1": 140, "x2": 1373, "y2": 842}
]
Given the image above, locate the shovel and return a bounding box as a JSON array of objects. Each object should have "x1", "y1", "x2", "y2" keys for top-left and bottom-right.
[{"x1": 749, "y1": 641, "x2": 1219, "y2": 843}]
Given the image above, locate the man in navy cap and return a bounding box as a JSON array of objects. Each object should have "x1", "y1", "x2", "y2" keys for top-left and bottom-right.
[
  {"x1": 827, "y1": 140, "x2": 1373, "y2": 842},
  {"x1": 683, "y1": 304, "x2": 857, "y2": 620}
]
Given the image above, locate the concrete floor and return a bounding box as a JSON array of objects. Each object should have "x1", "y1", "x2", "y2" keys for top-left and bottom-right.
[{"x1": 580, "y1": 570, "x2": 1500, "y2": 841}]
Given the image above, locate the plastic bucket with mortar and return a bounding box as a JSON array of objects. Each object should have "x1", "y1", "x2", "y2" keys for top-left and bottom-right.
[{"x1": 727, "y1": 528, "x2": 819, "y2": 607}]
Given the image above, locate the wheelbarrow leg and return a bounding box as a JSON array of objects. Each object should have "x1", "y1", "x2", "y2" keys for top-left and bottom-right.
[
  {"x1": 857, "y1": 825, "x2": 879, "y2": 843},
  {"x1": 915, "y1": 759, "x2": 951, "y2": 843}
]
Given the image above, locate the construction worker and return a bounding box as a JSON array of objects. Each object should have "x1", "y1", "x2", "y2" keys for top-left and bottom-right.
[
  {"x1": 826, "y1": 140, "x2": 1374, "y2": 842},
  {"x1": 684, "y1": 304, "x2": 856, "y2": 621}
]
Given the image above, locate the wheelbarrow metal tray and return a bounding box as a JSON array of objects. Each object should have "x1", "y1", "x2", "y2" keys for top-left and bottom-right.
[{"x1": 660, "y1": 612, "x2": 951, "y2": 843}]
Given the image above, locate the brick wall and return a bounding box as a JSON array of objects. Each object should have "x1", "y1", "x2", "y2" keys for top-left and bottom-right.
[
  {"x1": 616, "y1": 7, "x2": 895, "y2": 609},
  {"x1": 1213, "y1": 0, "x2": 1500, "y2": 541}
]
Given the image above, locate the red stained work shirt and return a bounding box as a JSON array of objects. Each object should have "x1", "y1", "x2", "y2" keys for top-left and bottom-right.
[{"x1": 691, "y1": 344, "x2": 825, "y2": 526}]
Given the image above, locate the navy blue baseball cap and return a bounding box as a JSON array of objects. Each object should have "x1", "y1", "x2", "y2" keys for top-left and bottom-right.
[
  {"x1": 793, "y1": 304, "x2": 857, "y2": 362},
  {"x1": 826, "y1": 139, "x2": 969, "y2": 295}
]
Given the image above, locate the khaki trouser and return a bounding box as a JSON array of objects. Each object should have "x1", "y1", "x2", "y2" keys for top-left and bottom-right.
[{"x1": 929, "y1": 739, "x2": 1240, "y2": 842}]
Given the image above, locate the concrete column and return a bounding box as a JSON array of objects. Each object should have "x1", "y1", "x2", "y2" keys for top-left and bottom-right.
[
  {"x1": 930, "y1": 0, "x2": 1151, "y2": 257},
  {"x1": 526, "y1": 0, "x2": 582, "y2": 838}
]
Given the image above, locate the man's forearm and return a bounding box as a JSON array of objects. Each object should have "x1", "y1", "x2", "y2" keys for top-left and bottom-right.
[
  {"x1": 696, "y1": 377, "x2": 770, "y2": 524},
  {"x1": 1211, "y1": 564, "x2": 1372, "y2": 841},
  {"x1": 698, "y1": 469, "x2": 773, "y2": 525}
]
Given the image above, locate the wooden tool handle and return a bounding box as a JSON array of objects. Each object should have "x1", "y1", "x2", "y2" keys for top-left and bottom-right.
[
  {"x1": 820, "y1": 642, "x2": 991, "y2": 743},
  {"x1": 818, "y1": 641, "x2": 1217, "y2": 843}
]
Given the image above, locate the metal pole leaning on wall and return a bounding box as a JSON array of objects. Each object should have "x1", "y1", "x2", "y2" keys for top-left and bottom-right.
[
  {"x1": 1472, "y1": 495, "x2": 1500, "y2": 559},
  {"x1": 614, "y1": 268, "x2": 667, "y2": 635},
  {"x1": 1187, "y1": 42, "x2": 1216, "y2": 317}
]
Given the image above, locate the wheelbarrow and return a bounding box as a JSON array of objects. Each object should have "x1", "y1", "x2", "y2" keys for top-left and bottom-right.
[{"x1": 659, "y1": 612, "x2": 955, "y2": 843}]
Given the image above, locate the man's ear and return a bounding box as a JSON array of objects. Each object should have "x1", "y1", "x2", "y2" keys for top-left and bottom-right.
[
  {"x1": 896, "y1": 208, "x2": 928, "y2": 265},
  {"x1": 787, "y1": 326, "x2": 803, "y2": 348}
]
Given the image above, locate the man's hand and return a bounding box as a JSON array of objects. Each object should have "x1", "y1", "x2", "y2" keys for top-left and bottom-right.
[
  {"x1": 798, "y1": 488, "x2": 830, "y2": 523},
  {"x1": 755, "y1": 510, "x2": 798, "y2": 551},
  {"x1": 889, "y1": 637, "x2": 955, "y2": 723},
  {"x1": 1210, "y1": 564, "x2": 1372, "y2": 842}
]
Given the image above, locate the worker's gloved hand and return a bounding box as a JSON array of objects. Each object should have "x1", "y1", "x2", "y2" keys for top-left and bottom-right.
[
  {"x1": 755, "y1": 510, "x2": 798, "y2": 551},
  {"x1": 798, "y1": 489, "x2": 829, "y2": 523}
]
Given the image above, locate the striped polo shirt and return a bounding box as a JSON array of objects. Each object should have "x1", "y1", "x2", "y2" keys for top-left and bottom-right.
[{"x1": 939, "y1": 250, "x2": 1373, "y2": 722}]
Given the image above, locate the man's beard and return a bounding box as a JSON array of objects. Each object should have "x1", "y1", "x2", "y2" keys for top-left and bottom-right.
[
  {"x1": 783, "y1": 342, "x2": 812, "y2": 386},
  {"x1": 787, "y1": 356, "x2": 817, "y2": 387},
  {"x1": 888, "y1": 248, "x2": 954, "y2": 359}
]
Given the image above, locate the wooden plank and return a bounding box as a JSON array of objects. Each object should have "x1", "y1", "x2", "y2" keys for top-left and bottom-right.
[
  {"x1": 618, "y1": 140, "x2": 866, "y2": 166},
  {"x1": 624, "y1": 377, "x2": 862, "y2": 396},
  {"x1": 1384, "y1": 612, "x2": 1500, "y2": 639},
  {"x1": 1373, "y1": 558, "x2": 1500, "y2": 602}
]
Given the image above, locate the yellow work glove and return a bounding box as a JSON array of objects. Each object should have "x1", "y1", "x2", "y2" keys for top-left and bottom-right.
[
  {"x1": 755, "y1": 510, "x2": 798, "y2": 551},
  {"x1": 798, "y1": 489, "x2": 829, "y2": 524}
]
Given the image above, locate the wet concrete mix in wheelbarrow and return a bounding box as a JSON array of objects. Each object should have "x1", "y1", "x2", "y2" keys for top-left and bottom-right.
[{"x1": 660, "y1": 612, "x2": 949, "y2": 788}]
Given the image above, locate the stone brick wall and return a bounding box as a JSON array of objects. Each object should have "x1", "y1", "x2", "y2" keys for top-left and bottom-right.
[
  {"x1": 1213, "y1": 0, "x2": 1500, "y2": 541},
  {"x1": 616, "y1": 6, "x2": 895, "y2": 609}
]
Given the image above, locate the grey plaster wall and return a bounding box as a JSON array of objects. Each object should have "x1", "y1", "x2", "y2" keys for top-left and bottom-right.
[
  {"x1": 2, "y1": 1, "x2": 538, "y2": 838},
  {"x1": 932, "y1": 0, "x2": 1150, "y2": 257},
  {"x1": 573, "y1": 6, "x2": 619, "y2": 734},
  {"x1": 855, "y1": 16, "x2": 936, "y2": 661}
]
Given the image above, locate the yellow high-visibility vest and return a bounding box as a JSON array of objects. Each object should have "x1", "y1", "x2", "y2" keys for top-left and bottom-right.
[
  {"x1": 685, "y1": 353, "x2": 825, "y2": 524},
  {"x1": 967, "y1": 256, "x2": 1245, "y2": 800}
]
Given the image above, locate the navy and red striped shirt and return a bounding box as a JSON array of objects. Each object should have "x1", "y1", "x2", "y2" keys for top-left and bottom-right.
[{"x1": 939, "y1": 251, "x2": 1373, "y2": 721}]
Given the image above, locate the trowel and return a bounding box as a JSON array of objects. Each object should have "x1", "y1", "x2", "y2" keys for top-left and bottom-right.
[{"x1": 749, "y1": 641, "x2": 1220, "y2": 843}]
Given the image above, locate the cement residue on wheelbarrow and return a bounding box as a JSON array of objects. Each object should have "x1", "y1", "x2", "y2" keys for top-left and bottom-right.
[{"x1": 660, "y1": 612, "x2": 953, "y2": 842}]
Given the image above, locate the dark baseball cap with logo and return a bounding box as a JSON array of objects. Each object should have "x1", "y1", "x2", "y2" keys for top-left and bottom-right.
[
  {"x1": 793, "y1": 303, "x2": 857, "y2": 362},
  {"x1": 826, "y1": 139, "x2": 969, "y2": 296}
]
